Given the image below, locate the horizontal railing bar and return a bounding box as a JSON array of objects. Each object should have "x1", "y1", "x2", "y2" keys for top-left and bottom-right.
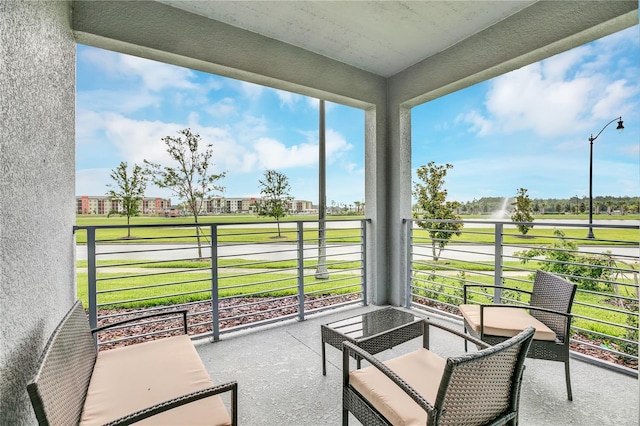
[
  {"x1": 570, "y1": 314, "x2": 637, "y2": 332},
  {"x1": 218, "y1": 274, "x2": 297, "y2": 287},
  {"x1": 94, "y1": 258, "x2": 211, "y2": 268},
  {"x1": 96, "y1": 280, "x2": 211, "y2": 295},
  {"x1": 573, "y1": 300, "x2": 638, "y2": 317},
  {"x1": 405, "y1": 217, "x2": 639, "y2": 230},
  {"x1": 96, "y1": 301, "x2": 203, "y2": 321},
  {"x1": 221, "y1": 266, "x2": 299, "y2": 279},
  {"x1": 97, "y1": 276, "x2": 212, "y2": 294},
  {"x1": 95, "y1": 245, "x2": 200, "y2": 256},
  {"x1": 572, "y1": 326, "x2": 639, "y2": 348},
  {"x1": 97, "y1": 288, "x2": 212, "y2": 307},
  {"x1": 96, "y1": 267, "x2": 212, "y2": 281},
  {"x1": 217, "y1": 294, "x2": 298, "y2": 311},
  {"x1": 303, "y1": 275, "x2": 363, "y2": 287}
]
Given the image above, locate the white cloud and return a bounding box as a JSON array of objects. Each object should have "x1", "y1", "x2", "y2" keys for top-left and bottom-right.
[
  {"x1": 458, "y1": 110, "x2": 492, "y2": 136},
  {"x1": 76, "y1": 168, "x2": 112, "y2": 197},
  {"x1": 81, "y1": 48, "x2": 198, "y2": 92},
  {"x1": 275, "y1": 89, "x2": 303, "y2": 108},
  {"x1": 76, "y1": 89, "x2": 160, "y2": 114},
  {"x1": 459, "y1": 32, "x2": 639, "y2": 139},
  {"x1": 541, "y1": 45, "x2": 591, "y2": 80},
  {"x1": 206, "y1": 98, "x2": 238, "y2": 118},
  {"x1": 591, "y1": 79, "x2": 639, "y2": 121},
  {"x1": 253, "y1": 137, "x2": 318, "y2": 169},
  {"x1": 250, "y1": 128, "x2": 353, "y2": 170},
  {"x1": 76, "y1": 109, "x2": 106, "y2": 146},
  {"x1": 238, "y1": 81, "x2": 264, "y2": 100}
]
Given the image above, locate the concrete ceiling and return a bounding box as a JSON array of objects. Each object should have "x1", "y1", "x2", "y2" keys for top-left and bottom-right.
[{"x1": 159, "y1": 1, "x2": 537, "y2": 78}]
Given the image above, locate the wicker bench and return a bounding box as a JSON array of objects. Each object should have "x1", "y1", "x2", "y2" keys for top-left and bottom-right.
[{"x1": 27, "y1": 301, "x2": 237, "y2": 425}]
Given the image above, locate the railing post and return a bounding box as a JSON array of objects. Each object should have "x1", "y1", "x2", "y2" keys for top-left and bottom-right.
[
  {"x1": 87, "y1": 227, "x2": 98, "y2": 346},
  {"x1": 494, "y1": 223, "x2": 504, "y2": 303},
  {"x1": 361, "y1": 219, "x2": 368, "y2": 305},
  {"x1": 405, "y1": 219, "x2": 413, "y2": 308},
  {"x1": 211, "y1": 224, "x2": 220, "y2": 341},
  {"x1": 297, "y1": 222, "x2": 305, "y2": 321}
]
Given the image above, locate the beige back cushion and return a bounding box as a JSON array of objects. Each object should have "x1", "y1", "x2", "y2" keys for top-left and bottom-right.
[
  {"x1": 80, "y1": 335, "x2": 231, "y2": 426},
  {"x1": 460, "y1": 304, "x2": 556, "y2": 341},
  {"x1": 349, "y1": 348, "x2": 446, "y2": 426}
]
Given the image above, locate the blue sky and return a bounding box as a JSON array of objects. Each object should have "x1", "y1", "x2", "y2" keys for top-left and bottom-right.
[{"x1": 76, "y1": 26, "x2": 639, "y2": 205}]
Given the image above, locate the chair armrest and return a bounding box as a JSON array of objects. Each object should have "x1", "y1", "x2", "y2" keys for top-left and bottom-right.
[
  {"x1": 342, "y1": 341, "x2": 434, "y2": 414},
  {"x1": 104, "y1": 381, "x2": 238, "y2": 426},
  {"x1": 463, "y1": 284, "x2": 532, "y2": 303},
  {"x1": 92, "y1": 310, "x2": 189, "y2": 335}
]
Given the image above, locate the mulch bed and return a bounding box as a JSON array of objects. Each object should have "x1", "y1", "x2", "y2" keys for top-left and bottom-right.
[
  {"x1": 95, "y1": 295, "x2": 361, "y2": 350},
  {"x1": 94, "y1": 296, "x2": 637, "y2": 370}
]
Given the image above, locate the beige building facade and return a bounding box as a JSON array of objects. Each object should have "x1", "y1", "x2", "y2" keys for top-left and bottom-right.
[{"x1": 76, "y1": 195, "x2": 171, "y2": 215}]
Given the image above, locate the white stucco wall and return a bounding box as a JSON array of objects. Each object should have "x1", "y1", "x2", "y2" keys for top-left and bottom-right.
[{"x1": 0, "y1": 1, "x2": 76, "y2": 423}]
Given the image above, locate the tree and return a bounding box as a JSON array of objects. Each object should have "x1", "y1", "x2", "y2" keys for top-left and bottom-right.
[
  {"x1": 255, "y1": 170, "x2": 293, "y2": 237},
  {"x1": 413, "y1": 162, "x2": 462, "y2": 261},
  {"x1": 510, "y1": 187, "x2": 534, "y2": 235},
  {"x1": 144, "y1": 128, "x2": 226, "y2": 258},
  {"x1": 106, "y1": 161, "x2": 146, "y2": 238}
]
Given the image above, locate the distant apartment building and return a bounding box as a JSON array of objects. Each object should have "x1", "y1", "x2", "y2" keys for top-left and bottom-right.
[
  {"x1": 77, "y1": 196, "x2": 314, "y2": 215},
  {"x1": 76, "y1": 196, "x2": 171, "y2": 215},
  {"x1": 204, "y1": 197, "x2": 314, "y2": 214}
]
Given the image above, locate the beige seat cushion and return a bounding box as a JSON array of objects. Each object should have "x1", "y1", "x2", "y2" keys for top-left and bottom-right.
[
  {"x1": 349, "y1": 348, "x2": 446, "y2": 426},
  {"x1": 80, "y1": 335, "x2": 231, "y2": 426},
  {"x1": 459, "y1": 304, "x2": 556, "y2": 341}
]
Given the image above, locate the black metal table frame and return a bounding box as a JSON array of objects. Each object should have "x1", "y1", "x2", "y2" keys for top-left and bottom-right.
[{"x1": 321, "y1": 307, "x2": 426, "y2": 375}]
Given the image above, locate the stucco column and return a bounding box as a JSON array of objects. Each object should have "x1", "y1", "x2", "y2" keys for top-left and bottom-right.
[{"x1": 0, "y1": 2, "x2": 76, "y2": 423}]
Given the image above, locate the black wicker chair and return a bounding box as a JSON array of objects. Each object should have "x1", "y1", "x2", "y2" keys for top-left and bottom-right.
[
  {"x1": 27, "y1": 301, "x2": 238, "y2": 425},
  {"x1": 342, "y1": 320, "x2": 534, "y2": 426},
  {"x1": 460, "y1": 270, "x2": 577, "y2": 400}
]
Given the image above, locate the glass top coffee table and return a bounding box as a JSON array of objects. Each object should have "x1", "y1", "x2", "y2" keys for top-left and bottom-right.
[{"x1": 321, "y1": 307, "x2": 426, "y2": 375}]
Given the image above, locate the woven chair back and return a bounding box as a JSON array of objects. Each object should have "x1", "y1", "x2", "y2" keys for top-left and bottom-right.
[
  {"x1": 529, "y1": 271, "x2": 577, "y2": 340},
  {"x1": 27, "y1": 301, "x2": 97, "y2": 425},
  {"x1": 433, "y1": 327, "x2": 534, "y2": 426}
]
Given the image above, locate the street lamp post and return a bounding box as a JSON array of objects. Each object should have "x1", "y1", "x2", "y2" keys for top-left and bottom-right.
[{"x1": 587, "y1": 117, "x2": 624, "y2": 239}]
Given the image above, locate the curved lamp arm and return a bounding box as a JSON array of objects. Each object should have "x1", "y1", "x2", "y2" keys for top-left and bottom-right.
[{"x1": 589, "y1": 117, "x2": 624, "y2": 143}]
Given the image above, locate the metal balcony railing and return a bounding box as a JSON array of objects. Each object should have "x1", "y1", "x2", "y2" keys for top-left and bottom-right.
[
  {"x1": 405, "y1": 218, "x2": 639, "y2": 373},
  {"x1": 76, "y1": 217, "x2": 638, "y2": 372},
  {"x1": 74, "y1": 219, "x2": 367, "y2": 349}
]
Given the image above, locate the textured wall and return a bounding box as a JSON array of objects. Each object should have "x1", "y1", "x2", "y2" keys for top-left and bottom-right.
[{"x1": 0, "y1": 1, "x2": 76, "y2": 423}]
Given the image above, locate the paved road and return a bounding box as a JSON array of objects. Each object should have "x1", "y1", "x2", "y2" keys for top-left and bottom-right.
[
  {"x1": 76, "y1": 218, "x2": 637, "y2": 262},
  {"x1": 76, "y1": 242, "x2": 639, "y2": 263}
]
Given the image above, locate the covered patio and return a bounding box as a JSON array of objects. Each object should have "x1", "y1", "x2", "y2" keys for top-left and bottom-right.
[
  {"x1": 2, "y1": 1, "x2": 638, "y2": 423},
  {"x1": 195, "y1": 304, "x2": 639, "y2": 425}
]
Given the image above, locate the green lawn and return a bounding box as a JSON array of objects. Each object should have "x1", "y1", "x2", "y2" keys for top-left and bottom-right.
[
  {"x1": 74, "y1": 213, "x2": 635, "y2": 245},
  {"x1": 77, "y1": 271, "x2": 362, "y2": 309}
]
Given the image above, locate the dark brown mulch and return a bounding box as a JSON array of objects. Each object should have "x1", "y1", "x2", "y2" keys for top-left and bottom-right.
[
  {"x1": 95, "y1": 296, "x2": 637, "y2": 370},
  {"x1": 94, "y1": 294, "x2": 361, "y2": 351}
]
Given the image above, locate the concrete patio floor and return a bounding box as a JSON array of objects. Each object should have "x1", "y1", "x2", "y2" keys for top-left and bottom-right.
[{"x1": 194, "y1": 304, "x2": 639, "y2": 426}]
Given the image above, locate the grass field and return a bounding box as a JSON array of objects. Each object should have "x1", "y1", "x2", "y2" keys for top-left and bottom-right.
[
  {"x1": 74, "y1": 214, "x2": 637, "y2": 244},
  {"x1": 78, "y1": 270, "x2": 362, "y2": 309}
]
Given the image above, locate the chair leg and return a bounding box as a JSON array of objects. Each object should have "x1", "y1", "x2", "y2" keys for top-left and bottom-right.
[
  {"x1": 564, "y1": 359, "x2": 573, "y2": 401},
  {"x1": 342, "y1": 407, "x2": 349, "y2": 425},
  {"x1": 463, "y1": 326, "x2": 468, "y2": 352}
]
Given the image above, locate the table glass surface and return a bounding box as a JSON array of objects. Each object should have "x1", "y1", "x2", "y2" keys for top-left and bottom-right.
[{"x1": 324, "y1": 308, "x2": 418, "y2": 341}]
